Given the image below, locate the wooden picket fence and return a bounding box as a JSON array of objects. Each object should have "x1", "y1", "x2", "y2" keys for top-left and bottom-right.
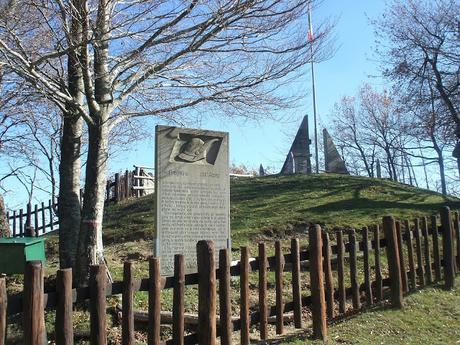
[
  {"x1": 6, "y1": 199, "x2": 58, "y2": 238},
  {"x1": 0, "y1": 207, "x2": 459, "y2": 345},
  {"x1": 6, "y1": 166, "x2": 154, "y2": 238},
  {"x1": 106, "y1": 166, "x2": 155, "y2": 204}
]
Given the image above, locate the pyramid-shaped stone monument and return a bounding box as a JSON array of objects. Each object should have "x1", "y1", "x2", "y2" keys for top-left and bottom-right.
[
  {"x1": 280, "y1": 116, "x2": 312, "y2": 174},
  {"x1": 376, "y1": 159, "x2": 382, "y2": 178},
  {"x1": 323, "y1": 128, "x2": 349, "y2": 174},
  {"x1": 259, "y1": 164, "x2": 266, "y2": 176}
]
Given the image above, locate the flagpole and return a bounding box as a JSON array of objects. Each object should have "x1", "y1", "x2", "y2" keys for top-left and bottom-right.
[{"x1": 308, "y1": 3, "x2": 319, "y2": 174}]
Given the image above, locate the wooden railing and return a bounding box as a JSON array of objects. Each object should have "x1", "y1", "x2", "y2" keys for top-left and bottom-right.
[
  {"x1": 5, "y1": 166, "x2": 155, "y2": 238},
  {"x1": 6, "y1": 199, "x2": 58, "y2": 237},
  {"x1": 1, "y1": 207, "x2": 459, "y2": 344},
  {"x1": 105, "y1": 166, "x2": 154, "y2": 204}
]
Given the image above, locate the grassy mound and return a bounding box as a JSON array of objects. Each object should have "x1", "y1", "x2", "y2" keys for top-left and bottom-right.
[
  {"x1": 7, "y1": 173, "x2": 459, "y2": 344},
  {"x1": 103, "y1": 173, "x2": 460, "y2": 248}
]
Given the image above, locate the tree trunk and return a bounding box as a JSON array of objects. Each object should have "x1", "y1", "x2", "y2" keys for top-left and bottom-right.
[
  {"x1": 0, "y1": 194, "x2": 10, "y2": 237},
  {"x1": 58, "y1": 115, "x2": 82, "y2": 269},
  {"x1": 76, "y1": 110, "x2": 110, "y2": 285},
  {"x1": 453, "y1": 139, "x2": 460, "y2": 178},
  {"x1": 457, "y1": 156, "x2": 460, "y2": 179},
  {"x1": 58, "y1": 0, "x2": 85, "y2": 270},
  {"x1": 390, "y1": 157, "x2": 398, "y2": 182}
]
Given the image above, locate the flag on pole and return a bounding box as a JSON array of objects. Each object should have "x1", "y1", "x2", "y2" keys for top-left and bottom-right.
[{"x1": 308, "y1": 3, "x2": 314, "y2": 42}]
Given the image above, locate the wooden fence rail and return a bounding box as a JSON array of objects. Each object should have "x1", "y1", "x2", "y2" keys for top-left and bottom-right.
[{"x1": 1, "y1": 208, "x2": 459, "y2": 345}]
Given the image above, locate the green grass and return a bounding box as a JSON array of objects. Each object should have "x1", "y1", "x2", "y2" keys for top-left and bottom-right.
[
  {"x1": 280, "y1": 285, "x2": 460, "y2": 345},
  {"x1": 6, "y1": 173, "x2": 460, "y2": 344},
  {"x1": 98, "y1": 173, "x2": 460, "y2": 344},
  {"x1": 103, "y1": 173, "x2": 460, "y2": 249}
]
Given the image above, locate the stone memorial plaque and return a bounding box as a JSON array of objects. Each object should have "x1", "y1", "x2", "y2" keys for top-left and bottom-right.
[{"x1": 155, "y1": 125, "x2": 230, "y2": 275}]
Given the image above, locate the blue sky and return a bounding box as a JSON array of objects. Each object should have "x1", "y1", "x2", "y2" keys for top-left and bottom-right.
[
  {"x1": 4, "y1": 0, "x2": 389, "y2": 208},
  {"x1": 109, "y1": 0, "x2": 387, "y2": 173}
]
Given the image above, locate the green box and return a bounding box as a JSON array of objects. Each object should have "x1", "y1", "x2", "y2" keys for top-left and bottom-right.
[{"x1": 0, "y1": 237, "x2": 46, "y2": 275}]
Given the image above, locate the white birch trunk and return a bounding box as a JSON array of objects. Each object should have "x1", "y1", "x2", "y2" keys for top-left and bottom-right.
[{"x1": 76, "y1": 107, "x2": 110, "y2": 284}]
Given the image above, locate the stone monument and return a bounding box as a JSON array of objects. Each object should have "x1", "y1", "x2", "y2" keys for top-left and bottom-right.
[
  {"x1": 155, "y1": 125, "x2": 230, "y2": 275},
  {"x1": 376, "y1": 159, "x2": 382, "y2": 178},
  {"x1": 280, "y1": 115, "x2": 312, "y2": 174},
  {"x1": 323, "y1": 129, "x2": 349, "y2": 174},
  {"x1": 259, "y1": 164, "x2": 265, "y2": 176}
]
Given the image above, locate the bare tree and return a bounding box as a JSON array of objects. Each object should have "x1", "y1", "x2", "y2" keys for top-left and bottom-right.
[
  {"x1": 359, "y1": 85, "x2": 408, "y2": 181},
  {"x1": 331, "y1": 84, "x2": 407, "y2": 181},
  {"x1": 397, "y1": 80, "x2": 456, "y2": 195},
  {"x1": 331, "y1": 96, "x2": 376, "y2": 177},
  {"x1": 0, "y1": 0, "x2": 334, "y2": 283},
  {"x1": 373, "y1": 0, "x2": 460, "y2": 174},
  {"x1": 332, "y1": 79, "x2": 458, "y2": 194}
]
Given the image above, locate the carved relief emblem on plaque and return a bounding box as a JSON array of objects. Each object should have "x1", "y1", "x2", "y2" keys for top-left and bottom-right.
[{"x1": 169, "y1": 133, "x2": 222, "y2": 165}]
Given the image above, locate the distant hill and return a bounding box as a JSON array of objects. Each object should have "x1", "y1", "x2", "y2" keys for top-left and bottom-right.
[{"x1": 103, "y1": 173, "x2": 460, "y2": 248}]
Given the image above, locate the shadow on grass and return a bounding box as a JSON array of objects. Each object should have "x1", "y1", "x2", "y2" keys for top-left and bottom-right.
[
  {"x1": 255, "y1": 281, "x2": 453, "y2": 345},
  {"x1": 232, "y1": 174, "x2": 454, "y2": 208},
  {"x1": 304, "y1": 198, "x2": 460, "y2": 216}
]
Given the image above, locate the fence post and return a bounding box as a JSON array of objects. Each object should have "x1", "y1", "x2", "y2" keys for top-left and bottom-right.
[
  {"x1": 48, "y1": 200, "x2": 54, "y2": 233},
  {"x1": 114, "y1": 173, "x2": 120, "y2": 202},
  {"x1": 454, "y1": 211, "x2": 460, "y2": 270},
  {"x1": 148, "y1": 257, "x2": 161, "y2": 345},
  {"x1": 134, "y1": 167, "x2": 139, "y2": 198},
  {"x1": 309, "y1": 225, "x2": 327, "y2": 341},
  {"x1": 291, "y1": 238, "x2": 303, "y2": 327},
  {"x1": 12, "y1": 210, "x2": 16, "y2": 237},
  {"x1": 275, "y1": 240, "x2": 284, "y2": 335},
  {"x1": 336, "y1": 229, "x2": 346, "y2": 313},
  {"x1": 89, "y1": 265, "x2": 107, "y2": 345},
  {"x1": 106, "y1": 181, "x2": 111, "y2": 203},
  {"x1": 349, "y1": 229, "x2": 360, "y2": 310},
  {"x1": 124, "y1": 170, "x2": 130, "y2": 200},
  {"x1": 55, "y1": 268, "x2": 73, "y2": 345},
  {"x1": 414, "y1": 218, "x2": 425, "y2": 287},
  {"x1": 440, "y1": 207, "x2": 455, "y2": 290},
  {"x1": 362, "y1": 227, "x2": 373, "y2": 305},
  {"x1": 374, "y1": 225, "x2": 383, "y2": 301},
  {"x1": 383, "y1": 216, "x2": 403, "y2": 309},
  {"x1": 219, "y1": 248, "x2": 231, "y2": 345},
  {"x1": 0, "y1": 274, "x2": 6, "y2": 345},
  {"x1": 26, "y1": 203, "x2": 31, "y2": 229},
  {"x1": 19, "y1": 209, "x2": 24, "y2": 236},
  {"x1": 258, "y1": 243, "x2": 268, "y2": 340},
  {"x1": 396, "y1": 221, "x2": 408, "y2": 293},
  {"x1": 23, "y1": 261, "x2": 47, "y2": 345},
  {"x1": 421, "y1": 217, "x2": 433, "y2": 284},
  {"x1": 123, "y1": 261, "x2": 135, "y2": 345},
  {"x1": 197, "y1": 240, "x2": 216, "y2": 345},
  {"x1": 25, "y1": 203, "x2": 35, "y2": 237},
  {"x1": 431, "y1": 215, "x2": 442, "y2": 282},
  {"x1": 240, "y1": 246, "x2": 250, "y2": 345},
  {"x1": 173, "y1": 255, "x2": 184, "y2": 345},
  {"x1": 405, "y1": 220, "x2": 416, "y2": 291},
  {"x1": 34, "y1": 204, "x2": 39, "y2": 236},
  {"x1": 322, "y1": 232, "x2": 334, "y2": 318},
  {"x1": 40, "y1": 202, "x2": 46, "y2": 235},
  {"x1": 140, "y1": 168, "x2": 145, "y2": 197}
]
